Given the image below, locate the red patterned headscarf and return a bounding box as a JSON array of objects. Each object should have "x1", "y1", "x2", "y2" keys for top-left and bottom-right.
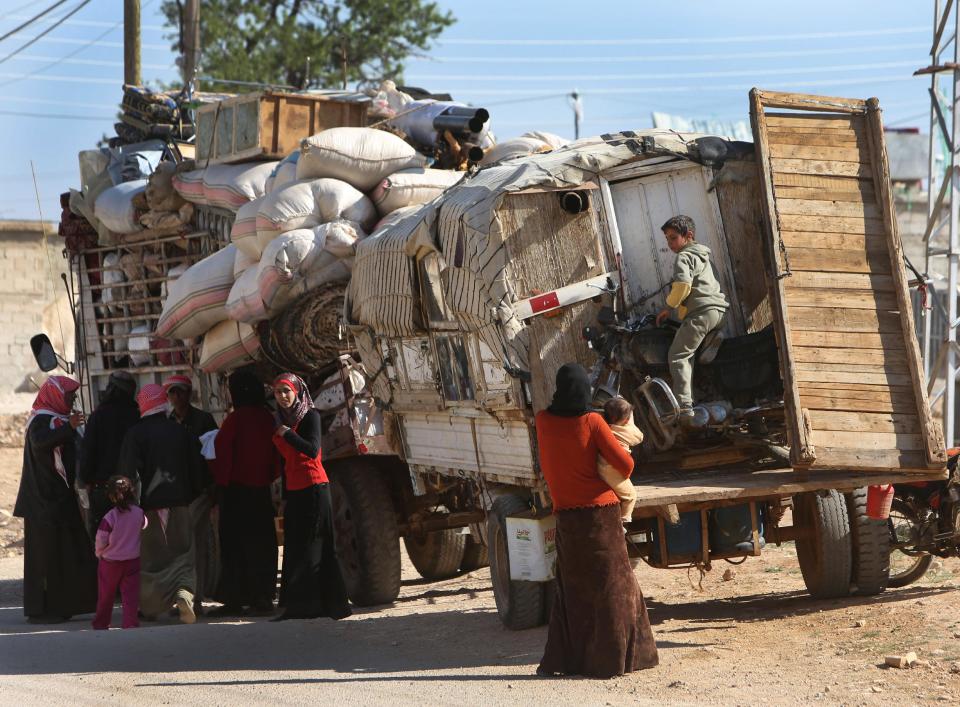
[
  {"x1": 162, "y1": 375, "x2": 192, "y2": 392},
  {"x1": 30, "y1": 376, "x2": 80, "y2": 419},
  {"x1": 273, "y1": 373, "x2": 314, "y2": 427},
  {"x1": 137, "y1": 384, "x2": 169, "y2": 417}
]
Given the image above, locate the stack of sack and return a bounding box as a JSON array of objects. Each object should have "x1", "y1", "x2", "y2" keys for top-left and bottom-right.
[{"x1": 158, "y1": 126, "x2": 471, "y2": 374}]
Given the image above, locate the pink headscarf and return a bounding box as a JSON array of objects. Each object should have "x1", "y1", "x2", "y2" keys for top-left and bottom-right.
[
  {"x1": 273, "y1": 373, "x2": 314, "y2": 427},
  {"x1": 137, "y1": 384, "x2": 168, "y2": 417},
  {"x1": 27, "y1": 376, "x2": 80, "y2": 486},
  {"x1": 163, "y1": 375, "x2": 192, "y2": 392}
]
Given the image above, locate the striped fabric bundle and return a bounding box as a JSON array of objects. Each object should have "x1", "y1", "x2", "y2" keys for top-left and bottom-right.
[
  {"x1": 202, "y1": 162, "x2": 277, "y2": 211},
  {"x1": 171, "y1": 168, "x2": 206, "y2": 205},
  {"x1": 199, "y1": 320, "x2": 260, "y2": 373},
  {"x1": 156, "y1": 244, "x2": 236, "y2": 340}
]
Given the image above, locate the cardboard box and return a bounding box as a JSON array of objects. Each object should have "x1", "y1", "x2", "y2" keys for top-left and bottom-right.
[{"x1": 506, "y1": 515, "x2": 557, "y2": 581}]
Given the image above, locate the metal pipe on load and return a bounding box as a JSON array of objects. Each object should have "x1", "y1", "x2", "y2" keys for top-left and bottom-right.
[
  {"x1": 442, "y1": 106, "x2": 490, "y2": 123},
  {"x1": 433, "y1": 109, "x2": 489, "y2": 135}
]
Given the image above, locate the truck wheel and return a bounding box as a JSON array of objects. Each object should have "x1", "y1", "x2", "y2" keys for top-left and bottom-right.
[
  {"x1": 487, "y1": 494, "x2": 546, "y2": 630},
  {"x1": 793, "y1": 490, "x2": 852, "y2": 599},
  {"x1": 403, "y1": 529, "x2": 467, "y2": 580},
  {"x1": 328, "y1": 461, "x2": 401, "y2": 606},
  {"x1": 846, "y1": 487, "x2": 890, "y2": 595},
  {"x1": 461, "y1": 531, "x2": 489, "y2": 572}
]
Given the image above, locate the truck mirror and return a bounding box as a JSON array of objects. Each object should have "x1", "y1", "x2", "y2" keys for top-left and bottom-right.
[{"x1": 30, "y1": 334, "x2": 59, "y2": 372}]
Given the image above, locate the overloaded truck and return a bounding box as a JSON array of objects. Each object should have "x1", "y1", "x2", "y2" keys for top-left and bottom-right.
[
  {"x1": 52, "y1": 87, "x2": 948, "y2": 630},
  {"x1": 321, "y1": 88, "x2": 948, "y2": 629}
]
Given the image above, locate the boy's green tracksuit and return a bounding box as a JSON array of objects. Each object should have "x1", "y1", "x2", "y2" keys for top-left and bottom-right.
[{"x1": 665, "y1": 242, "x2": 729, "y2": 408}]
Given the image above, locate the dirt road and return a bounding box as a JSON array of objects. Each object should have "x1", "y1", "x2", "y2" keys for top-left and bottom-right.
[{"x1": 1, "y1": 438, "x2": 960, "y2": 705}]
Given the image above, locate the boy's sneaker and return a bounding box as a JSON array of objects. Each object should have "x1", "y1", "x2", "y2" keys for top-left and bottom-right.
[{"x1": 176, "y1": 589, "x2": 196, "y2": 624}]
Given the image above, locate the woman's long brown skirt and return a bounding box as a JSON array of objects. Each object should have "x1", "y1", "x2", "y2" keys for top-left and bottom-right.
[{"x1": 539, "y1": 503, "x2": 659, "y2": 678}]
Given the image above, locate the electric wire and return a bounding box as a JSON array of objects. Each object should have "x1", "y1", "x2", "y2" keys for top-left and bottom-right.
[
  {"x1": 0, "y1": 0, "x2": 91, "y2": 65},
  {"x1": 0, "y1": 0, "x2": 69, "y2": 43}
]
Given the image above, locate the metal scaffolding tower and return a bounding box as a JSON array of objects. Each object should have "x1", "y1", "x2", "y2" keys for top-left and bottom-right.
[{"x1": 920, "y1": 0, "x2": 960, "y2": 446}]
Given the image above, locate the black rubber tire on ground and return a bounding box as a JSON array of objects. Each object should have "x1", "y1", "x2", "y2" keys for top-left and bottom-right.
[
  {"x1": 404, "y1": 528, "x2": 467, "y2": 580},
  {"x1": 328, "y1": 461, "x2": 402, "y2": 606},
  {"x1": 460, "y1": 531, "x2": 489, "y2": 572},
  {"x1": 845, "y1": 487, "x2": 890, "y2": 596},
  {"x1": 887, "y1": 497, "x2": 934, "y2": 588},
  {"x1": 793, "y1": 490, "x2": 853, "y2": 599},
  {"x1": 487, "y1": 494, "x2": 547, "y2": 630}
]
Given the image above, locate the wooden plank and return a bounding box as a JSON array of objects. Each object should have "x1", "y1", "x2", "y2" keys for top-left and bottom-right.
[
  {"x1": 804, "y1": 448, "x2": 931, "y2": 472},
  {"x1": 781, "y1": 231, "x2": 887, "y2": 254},
  {"x1": 788, "y1": 306, "x2": 903, "y2": 334},
  {"x1": 774, "y1": 185, "x2": 875, "y2": 202},
  {"x1": 864, "y1": 97, "x2": 947, "y2": 467},
  {"x1": 759, "y1": 92, "x2": 867, "y2": 113},
  {"x1": 766, "y1": 130, "x2": 864, "y2": 147},
  {"x1": 773, "y1": 173, "x2": 872, "y2": 190},
  {"x1": 779, "y1": 214, "x2": 886, "y2": 235},
  {"x1": 809, "y1": 429, "x2": 924, "y2": 451},
  {"x1": 793, "y1": 345, "x2": 907, "y2": 365},
  {"x1": 785, "y1": 288, "x2": 898, "y2": 311},
  {"x1": 749, "y1": 88, "x2": 814, "y2": 465},
  {"x1": 809, "y1": 410, "x2": 920, "y2": 434},
  {"x1": 769, "y1": 143, "x2": 867, "y2": 163},
  {"x1": 800, "y1": 384, "x2": 912, "y2": 397},
  {"x1": 771, "y1": 158, "x2": 873, "y2": 178},
  {"x1": 787, "y1": 270, "x2": 895, "y2": 292},
  {"x1": 799, "y1": 394, "x2": 916, "y2": 414},
  {"x1": 776, "y1": 199, "x2": 882, "y2": 219},
  {"x1": 786, "y1": 247, "x2": 892, "y2": 274},
  {"x1": 791, "y1": 329, "x2": 903, "y2": 350},
  {"x1": 765, "y1": 113, "x2": 864, "y2": 127},
  {"x1": 795, "y1": 368, "x2": 913, "y2": 386},
  {"x1": 795, "y1": 360, "x2": 909, "y2": 375}
]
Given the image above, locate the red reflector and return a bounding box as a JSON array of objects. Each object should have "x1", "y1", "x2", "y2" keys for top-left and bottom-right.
[
  {"x1": 530, "y1": 291, "x2": 560, "y2": 314},
  {"x1": 357, "y1": 443, "x2": 368, "y2": 455}
]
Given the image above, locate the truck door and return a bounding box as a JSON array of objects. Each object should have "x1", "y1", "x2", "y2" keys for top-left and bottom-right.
[{"x1": 750, "y1": 89, "x2": 945, "y2": 472}]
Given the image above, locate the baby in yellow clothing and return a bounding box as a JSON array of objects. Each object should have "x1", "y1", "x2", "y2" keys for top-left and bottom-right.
[{"x1": 597, "y1": 397, "x2": 643, "y2": 522}]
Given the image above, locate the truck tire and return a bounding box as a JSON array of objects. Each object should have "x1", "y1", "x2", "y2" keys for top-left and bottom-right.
[
  {"x1": 793, "y1": 490, "x2": 852, "y2": 599},
  {"x1": 487, "y1": 494, "x2": 546, "y2": 630},
  {"x1": 461, "y1": 532, "x2": 489, "y2": 572},
  {"x1": 846, "y1": 487, "x2": 890, "y2": 595},
  {"x1": 403, "y1": 529, "x2": 467, "y2": 580},
  {"x1": 328, "y1": 461, "x2": 401, "y2": 606}
]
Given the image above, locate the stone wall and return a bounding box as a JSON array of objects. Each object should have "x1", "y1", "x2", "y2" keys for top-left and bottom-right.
[{"x1": 0, "y1": 221, "x2": 74, "y2": 412}]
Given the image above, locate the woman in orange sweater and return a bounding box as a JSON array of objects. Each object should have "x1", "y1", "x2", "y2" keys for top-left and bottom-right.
[{"x1": 535, "y1": 363, "x2": 658, "y2": 678}]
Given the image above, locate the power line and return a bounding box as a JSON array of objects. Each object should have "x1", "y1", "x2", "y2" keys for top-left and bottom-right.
[
  {"x1": 3, "y1": 13, "x2": 166, "y2": 31},
  {"x1": 6, "y1": 94, "x2": 117, "y2": 109},
  {"x1": 410, "y1": 60, "x2": 919, "y2": 83},
  {"x1": 0, "y1": 0, "x2": 91, "y2": 65},
  {"x1": 428, "y1": 43, "x2": 929, "y2": 65},
  {"x1": 437, "y1": 27, "x2": 928, "y2": 46},
  {"x1": 0, "y1": 109, "x2": 113, "y2": 121},
  {"x1": 11, "y1": 53, "x2": 172, "y2": 70},
  {"x1": 14, "y1": 35, "x2": 168, "y2": 50},
  {"x1": 1, "y1": 2, "x2": 43, "y2": 19},
  {"x1": 0, "y1": 70, "x2": 116, "y2": 85},
  {"x1": 0, "y1": 0, "x2": 69, "y2": 43}
]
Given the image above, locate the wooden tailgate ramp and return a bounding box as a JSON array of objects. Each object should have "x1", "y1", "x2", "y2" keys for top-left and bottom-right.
[{"x1": 750, "y1": 89, "x2": 946, "y2": 472}]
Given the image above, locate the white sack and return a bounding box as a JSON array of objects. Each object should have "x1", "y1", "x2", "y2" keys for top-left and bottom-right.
[
  {"x1": 521, "y1": 131, "x2": 569, "y2": 150},
  {"x1": 234, "y1": 247, "x2": 257, "y2": 279},
  {"x1": 202, "y1": 161, "x2": 277, "y2": 211},
  {"x1": 225, "y1": 266, "x2": 267, "y2": 324},
  {"x1": 369, "y1": 167, "x2": 464, "y2": 216},
  {"x1": 266, "y1": 152, "x2": 299, "y2": 193},
  {"x1": 480, "y1": 137, "x2": 552, "y2": 166},
  {"x1": 171, "y1": 168, "x2": 206, "y2": 205},
  {"x1": 94, "y1": 180, "x2": 147, "y2": 234},
  {"x1": 297, "y1": 127, "x2": 428, "y2": 191},
  {"x1": 199, "y1": 320, "x2": 260, "y2": 373},
  {"x1": 101, "y1": 252, "x2": 125, "y2": 308},
  {"x1": 128, "y1": 323, "x2": 152, "y2": 366},
  {"x1": 156, "y1": 244, "x2": 236, "y2": 339},
  {"x1": 230, "y1": 197, "x2": 264, "y2": 260}
]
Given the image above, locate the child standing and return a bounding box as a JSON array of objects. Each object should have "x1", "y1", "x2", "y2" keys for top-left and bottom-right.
[
  {"x1": 656, "y1": 215, "x2": 729, "y2": 420},
  {"x1": 597, "y1": 397, "x2": 644, "y2": 522},
  {"x1": 92, "y1": 476, "x2": 146, "y2": 630}
]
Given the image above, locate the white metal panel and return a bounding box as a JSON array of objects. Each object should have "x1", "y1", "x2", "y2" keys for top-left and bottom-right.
[
  {"x1": 401, "y1": 412, "x2": 537, "y2": 482},
  {"x1": 609, "y1": 164, "x2": 744, "y2": 335}
]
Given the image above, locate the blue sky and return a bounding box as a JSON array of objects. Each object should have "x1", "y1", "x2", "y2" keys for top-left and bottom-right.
[{"x1": 0, "y1": 0, "x2": 940, "y2": 220}]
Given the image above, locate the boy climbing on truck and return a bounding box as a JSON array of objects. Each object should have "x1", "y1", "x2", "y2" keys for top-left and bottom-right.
[{"x1": 656, "y1": 215, "x2": 729, "y2": 422}]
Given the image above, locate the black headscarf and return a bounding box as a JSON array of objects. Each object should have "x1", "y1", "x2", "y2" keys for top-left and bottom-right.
[
  {"x1": 102, "y1": 370, "x2": 137, "y2": 405},
  {"x1": 546, "y1": 363, "x2": 593, "y2": 417},
  {"x1": 229, "y1": 369, "x2": 265, "y2": 408}
]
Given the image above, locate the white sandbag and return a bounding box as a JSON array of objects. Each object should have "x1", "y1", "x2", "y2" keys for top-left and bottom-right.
[
  {"x1": 225, "y1": 266, "x2": 267, "y2": 324},
  {"x1": 480, "y1": 137, "x2": 552, "y2": 166},
  {"x1": 234, "y1": 247, "x2": 257, "y2": 279},
  {"x1": 254, "y1": 179, "x2": 375, "y2": 253},
  {"x1": 266, "y1": 152, "x2": 299, "y2": 193},
  {"x1": 297, "y1": 127, "x2": 428, "y2": 191},
  {"x1": 128, "y1": 324, "x2": 152, "y2": 366},
  {"x1": 171, "y1": 168, "x2": 206, "y2": 205},
  {"x1": 161, "y1": 263, "x2": 188, "y2": 301},
  {"x1": 94, "y1": 180, "x2": 147, "y2": 234},
  {"x1": 199, "y1": 320, "x2": 260, "y2": 373},
  {"x1": 369, "y1": 167, "x2": 464, "y2": 216},
  {"x1": 319, "y1": 220, "x2": 365, "y2": 258},
  {"x1": 230, "y1": 197, "x2": 264, "y2": 260},
  {"x1": 202, "y1": 161, "x2": 277, "y2": 211},
  {"x1": 156, "y1": 244, "x2": 236, "y2": 340},
  {"x1": 100, "y1": 252, "x2": 125, "y2": 308},
  {"x1": 521, "y1": 131, "x2": 569, "y2": 150}
]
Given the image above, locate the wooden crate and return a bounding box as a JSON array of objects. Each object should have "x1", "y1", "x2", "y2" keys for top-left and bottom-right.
[{"x1": 195, "y1": 91, "x2": 369, "y2": 164}]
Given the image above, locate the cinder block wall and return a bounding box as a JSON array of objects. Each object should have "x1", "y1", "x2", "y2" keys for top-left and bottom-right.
[{"x1": 0, "y1": 221, "x2": 74, "y2": 405}]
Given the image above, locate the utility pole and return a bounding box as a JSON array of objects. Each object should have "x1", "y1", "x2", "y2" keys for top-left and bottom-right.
[
  {"x1": 123, "y1": 0, "x2": 141, "y2": 86},
  {"x1": 569, "y1": 90, "x2": 583, "y2": 140},
  {"x1": 183, "y1": 0, "x2": 200, "y2": 92}
]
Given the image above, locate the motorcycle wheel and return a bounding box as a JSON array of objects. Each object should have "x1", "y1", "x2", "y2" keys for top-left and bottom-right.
[{"x1": 887, "y1": 497, "x2": 934, "y2": 588}]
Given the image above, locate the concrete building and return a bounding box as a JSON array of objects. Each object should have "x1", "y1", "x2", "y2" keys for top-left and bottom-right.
[{"x1": 0, "y1": 221, "x2": 74, "y2": 413}]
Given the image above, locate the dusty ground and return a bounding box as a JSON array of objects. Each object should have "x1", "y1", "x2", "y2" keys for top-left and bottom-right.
[{"x1": 1, "y1": 436, "x2": 959, "y2": 705}]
